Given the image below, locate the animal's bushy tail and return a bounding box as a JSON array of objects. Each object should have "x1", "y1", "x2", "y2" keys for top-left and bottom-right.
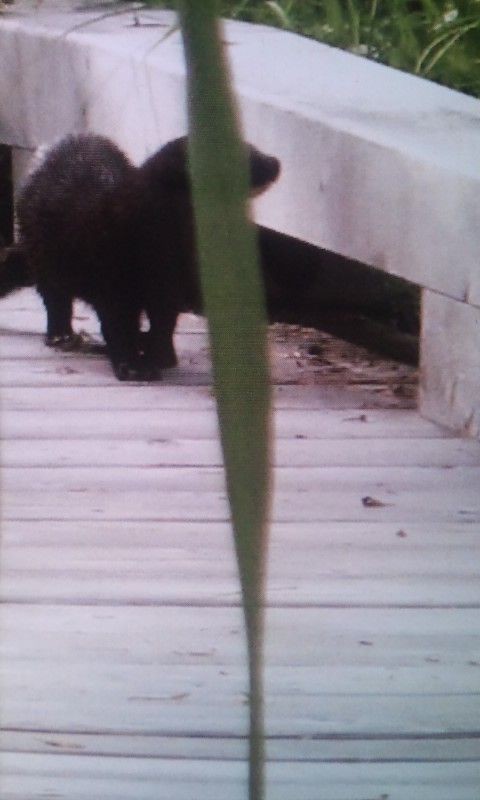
[{"x1": 0, "y1": 245, "x2": 32, "y2": 297}]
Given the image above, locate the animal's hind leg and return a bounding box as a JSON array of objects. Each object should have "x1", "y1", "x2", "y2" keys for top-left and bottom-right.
[{"x1": 39, "y1": 286, "x2": 77, "y2": 349}]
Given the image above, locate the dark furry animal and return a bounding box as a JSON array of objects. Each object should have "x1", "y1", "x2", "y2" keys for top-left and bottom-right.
[{"x1": 7, "y1": 134, "x2": 280, "y2": 380}]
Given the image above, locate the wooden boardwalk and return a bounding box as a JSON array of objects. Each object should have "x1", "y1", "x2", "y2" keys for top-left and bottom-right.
[{"x1": 1, "y1": 289, "x2": 480, "y2": 799}]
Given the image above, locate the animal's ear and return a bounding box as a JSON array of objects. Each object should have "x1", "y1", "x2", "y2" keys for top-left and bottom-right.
[
  {"x1": 248, "y1": 146, "x2": 281, "y2": 196},
  {"x1": 153, "y1": 137, "x2": 191, "y2": 192}
]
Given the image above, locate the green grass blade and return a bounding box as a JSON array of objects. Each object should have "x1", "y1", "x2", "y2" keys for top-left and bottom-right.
[
  {"x1": 415, "y1": 24, "x2": 460, "y2": 73},
  {"x1": 177, "y1": 2, "x2": 271, "y2": 798},
  {"x1": 423, "y1": 21, "x2": 479, "y2": 76},
  {"x1": 265, "y1": 1, "x2": 292, "y2": 29}
]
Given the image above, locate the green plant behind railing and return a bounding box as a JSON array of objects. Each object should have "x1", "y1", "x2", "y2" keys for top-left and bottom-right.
[
  {"x1": 177, "y1": 2, "x2": 271, "y2": 798},
  {"x1": 158, "y1": 0, "x2": 480, "y2": 97}
]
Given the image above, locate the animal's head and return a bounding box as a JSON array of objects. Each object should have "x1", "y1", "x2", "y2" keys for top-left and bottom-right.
[{"x1": 142, "y1": 136, "x2": 280, "y2": 197}]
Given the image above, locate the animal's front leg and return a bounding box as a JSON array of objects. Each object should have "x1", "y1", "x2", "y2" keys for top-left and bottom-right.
[
  {"x1": 143, "y1": 306, "x2": 178, "y2": 372},
  {"x1": 97, "y1": 303, "x2": 155, "y2": 381}
]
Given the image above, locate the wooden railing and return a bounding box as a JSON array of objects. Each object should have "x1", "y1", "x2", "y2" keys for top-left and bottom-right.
[{"x1": 1, "y1": 5, "x2": 479, "y2": 435}]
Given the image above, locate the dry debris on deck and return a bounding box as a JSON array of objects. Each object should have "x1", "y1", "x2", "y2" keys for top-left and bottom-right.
[{"x1": 1, "y1": 289, "x2": 480, "y2": 800}]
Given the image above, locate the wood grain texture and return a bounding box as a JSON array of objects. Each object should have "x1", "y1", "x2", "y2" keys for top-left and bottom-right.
[
  {"x1": 1, "y1": 754, "x2": 479, "y2": 800},
  {"x1": 1, "y1": 291, "x2": 480, "y2": 797}
]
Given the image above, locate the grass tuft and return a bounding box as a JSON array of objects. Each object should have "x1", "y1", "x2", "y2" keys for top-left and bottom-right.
[{"x1": 153, "y1": 0, "x2": 480, "y2": 97}]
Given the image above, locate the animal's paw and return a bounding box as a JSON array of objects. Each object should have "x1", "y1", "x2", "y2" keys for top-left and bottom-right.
[
  {"x1": 138, "y1": 363, "x2": 163, "y2": 381},
  {"x1": 46, "y1": 331, "x2": 105, "y2": 353},
  {"x1": 138, "y1": 335, "x2": 178, "y2": 369},
  {"x1": 156, "y1": 350, "x2": 178, "y2": 369},
  {"x1": 75, "y1": 330, "x2": 106, "y2": 353},
  {"x1": 113, "y1": 360, "x2": 162, "y2": 382},
  {"x1": 46, "y1": 333, "x2": 83, "y2": 351}
]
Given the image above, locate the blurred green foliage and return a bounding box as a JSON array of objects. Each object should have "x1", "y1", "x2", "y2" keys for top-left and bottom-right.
[{"x1": 155, "y1": 0, "x2": 480, "y2": 97}]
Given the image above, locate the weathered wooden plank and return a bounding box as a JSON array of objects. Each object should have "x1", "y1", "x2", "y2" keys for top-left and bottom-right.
[
  {"x1": 4, "y1": 539, "x2": 478, "y2": 592},
  {"x1": 4, "y1": 463, "x2": 479, "y2": 493},
  {"x1": 1, "y1": 753, "x2": 479, "y2": 800},
  {"x1": 0, "y1": 334, "x2": 416, "y2": 388},
  {"x1": 2, "y1": 290, "x2": 479, "y2": 796},
  {"x1": 3, "y1": 436, "x2": 479, "y2": 468},
  {"x1": 0, "y1": 383, "x2": 218, "y2": 411},
  {"x1": 2, "y1": 527, "x2": 479, "y2": 600},
  {"x1": 2, "y1": 520, "x2": 478, "y2": 606},
  {"x1": 3, "y1": 518, "x2": 476, "y2": 549},
  {"x1": 0, "y1": 352, "x2": 416, "y2": 397},
  {"x1": 0, "y1": 383, "x2": 416, "y2": 412},
  {"x1": 2, "y1": 605, "x2": 479, "y2": 669},
  {"x1": 0, "y1": 406, "x2": 448, "y2": 439},
  {"x1": 0, "y1": 357, "x2": 215, "y2": 387},
  {"x1": 2, "y1": 659, "x2": 480, "y2": 737},
  {"x1": 2, "y1": 465, "x2": 478, "y2": 524},
  {"x1": 2, "y1": 491, "x2": 478, "y2": 524},
  {"x1": 3, "y1": 567, "x2": 479, "y2": 607},
  {"x1": 3, "y1": 728, "x2": 480, "y2": 763}
]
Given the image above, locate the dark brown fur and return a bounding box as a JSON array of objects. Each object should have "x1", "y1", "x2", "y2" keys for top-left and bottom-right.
[{"x1": 13, "y1": 134, "x2": 280, "y2": 380}]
